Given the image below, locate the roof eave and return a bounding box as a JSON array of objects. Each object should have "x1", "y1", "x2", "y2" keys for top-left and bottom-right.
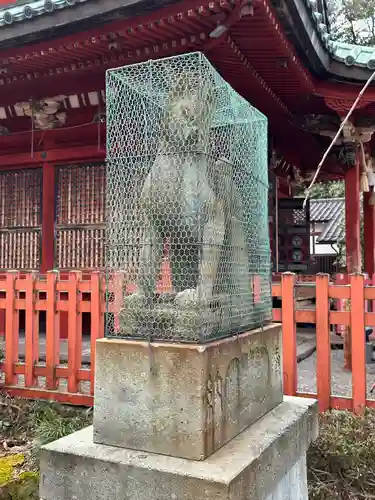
[
  {"x1": 0, "y1": 0, "x2": 179, "y2": 49},
  {"x1": 280, "y1": 0, "x2": 330, "y2": 75},
  {"x1": 280, "y1": 0, "x2": 375, "y2": 83},
  {"x1": 329, "y1": 60, "x2": 375, "y2": 83}
]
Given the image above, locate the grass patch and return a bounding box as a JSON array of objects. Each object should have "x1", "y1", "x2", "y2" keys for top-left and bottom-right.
[
  {"x1": 32, "y1": 402, "x2": 92, "y2": 448},
  {"x1": 0, "y1": 395, "x2": 92, "y2": 499},
  {"x1": 308, "y1": 409, "x2": 375, "y2": 499},
  {"x1": 0, "y1": 395, "x2": 92, "y2": 452}
]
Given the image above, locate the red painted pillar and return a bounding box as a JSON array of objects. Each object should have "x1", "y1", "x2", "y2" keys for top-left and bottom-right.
[
  {"x1": 345, "y1": 158, "x2": 361, "y2": 274},
  {"x1": 41, "y1": 163, "x2": 55, "y2": 273},
  {"x1": 364, "y1": 192, "x2": 375, "y2": 277},
  {"x1": 344, "y1": 156, "x2": 361, "y2": 372},
  {"x1": 41, "y1": 163, "x2": 68, "y2": 339}
]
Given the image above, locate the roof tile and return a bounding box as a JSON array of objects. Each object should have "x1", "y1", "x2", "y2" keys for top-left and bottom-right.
[
  {"x1": 310, "y1": 198, "x2": 344, "y2": 244},
  {"x1": 303, "y1": 0, "x2": 375, "y2": 70},
  {"x1": 0, "y1": 0, "x2": 92, "y2": 28}
]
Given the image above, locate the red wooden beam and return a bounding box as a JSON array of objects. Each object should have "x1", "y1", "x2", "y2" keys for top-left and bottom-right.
[
  {"x1": 316, "y1": 81, "x2": 375, "y2": 106},
  {"x1": 41, "y1": 163, "x2": 56, "y2": 273},
  {"x1": 0, "y1": 74, "x2": 104, "y2": 107},
  {"x1": 0, "y1": 30, "x2": 208, "y2": 102},
  {"x1": 2, "y1": 387, "x2": 93, "y2": 407},
  {"x1": 0, "y1": 122, "x2": 106, "y2": 156},
  {"x1": 0, "y1": 145, "x2": 105, "y2": 168}
]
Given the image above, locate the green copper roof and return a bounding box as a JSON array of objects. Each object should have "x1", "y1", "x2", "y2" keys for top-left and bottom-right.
[
  {"x1": 329, "y1": 41, "x2": 375, "y2": 70},
  {"x1": 304, "y1": 0, "x2": 375, "y2": 70},
  {"x1": 0, "y1": 0, "x2": 92, "y2": 28}
]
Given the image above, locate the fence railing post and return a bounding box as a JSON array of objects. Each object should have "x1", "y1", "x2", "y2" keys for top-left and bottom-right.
[
  {"x1": 46, "y1": 271, "x2": 59, "y2": 390},
  {"x1": 5, "y1": 272, "x2": 18, "y2": 386},
  {"x1": 281, "y1": 272, "x2": 297, "y2": 396},
  {"x1": 25, "y1": 273, "x2": 37, "y2": 388},
  {"x1": 316, "y1": 273, "x2": 331, "y2": 411},
  {"x1": 335, "y1": 273, "x2": 345, "y2": 336},
  {"x1": 350, "y1": 273, "x2": 366, "y2": 414},
  {"x1": 68, "y1": 272, "x2": 82, "y2": 394},
  {"x1": 90, "y1": 271, "x2": 104, "y2": 395}
]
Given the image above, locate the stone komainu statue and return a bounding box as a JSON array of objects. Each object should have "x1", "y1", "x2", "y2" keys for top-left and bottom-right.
[{"x1": 105, "y1": 52, "x2": 272, "y2": 342}]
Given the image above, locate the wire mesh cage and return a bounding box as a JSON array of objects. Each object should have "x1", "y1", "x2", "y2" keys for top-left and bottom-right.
[{"x1": 105, "y1": 52, "x2": 271, "y2": 343}]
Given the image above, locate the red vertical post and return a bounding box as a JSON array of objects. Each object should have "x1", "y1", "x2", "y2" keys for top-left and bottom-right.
[
  {"x1": 281, "y1": 273, "x2": 297, "y2": 396},
  {"x1": 364, "y1": 192, "x2": 375, "y2": 277},
  {"x1": 344, "y1": 159, "x2": 361, "y2": 371},
  {"x1": 316, "y1": 274, "x2": 331, "y2": 411},
  {"x1": 350, "y1": 274, "x2": 366, "y2": 414},
  {"x1": 345, "y1": 160, "x2": 361, "y2": 274},
  {"x1": 5, "y1": 272, "x2": 18, "y2": 386},
  {"x1": 46, "y1": 271, "x2": 59, "y2": 390},
  {"x1": 41, "y1": 162, "x2": 55, "y2": 273},
  {"x1": 90, "y1": 272, "x2": 104, "y2": 395},
  {"x1": 25, "y1": 273, "x2": 37, "y2": 387},
  {"x1": 0, "y1": 275, "x2": 5, "y2": 336},
  {"x1": 335, "y1": 273, "x2": 346, "y2": 336},
  {"x1": 68, "y1": 272, "x2": 82, "y2": 394},
  {"x1": 0, "y1": 313, "x2": 4, "y2": 337}
]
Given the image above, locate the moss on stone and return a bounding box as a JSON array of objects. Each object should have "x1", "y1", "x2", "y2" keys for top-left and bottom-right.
[
  {"x1": 0, "y1": 471, "x2": 39, "y2": 499},
  {"x1": 0, "y1": 454, "x2": 24, "y2": 486}
]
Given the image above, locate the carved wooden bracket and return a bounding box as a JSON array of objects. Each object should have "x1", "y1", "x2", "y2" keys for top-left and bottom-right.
[
  {"x1": 324, "y1": 97, "x2": 369, "y2": 116},
  {"x1": 303, "y1": 113, "x2": 375, "y2": 145}
]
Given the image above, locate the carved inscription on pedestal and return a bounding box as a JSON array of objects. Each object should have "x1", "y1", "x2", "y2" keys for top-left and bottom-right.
[
  {"x1": 205, "y1": 344, "x2": 271, "y2": 453},
  {"x1": 272, "y1": 343, "x2": 281, "y2": 375}
]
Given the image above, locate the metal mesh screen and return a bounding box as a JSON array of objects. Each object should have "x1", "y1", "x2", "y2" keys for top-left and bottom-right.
[{"x1": 105, "y1": 52, "x2": 271, "y2": 343}]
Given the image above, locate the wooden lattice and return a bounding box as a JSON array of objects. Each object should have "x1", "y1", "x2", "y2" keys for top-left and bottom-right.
[
  {"x1": 55, "y1": 164, "x2": 106, "y2": 269},
  {"x1": 0, "y1": 169, "x2": 42, "y2": 270}
]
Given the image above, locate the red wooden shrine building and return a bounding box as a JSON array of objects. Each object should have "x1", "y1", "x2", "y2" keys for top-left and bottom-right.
[{"x1": 0, "y1": 0, "x2": 374, "y2": 281}]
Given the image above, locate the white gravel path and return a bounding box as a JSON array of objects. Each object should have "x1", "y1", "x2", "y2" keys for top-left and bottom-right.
[{"x1": 298, "y1": 347, "x2": 375, "y2": 399}]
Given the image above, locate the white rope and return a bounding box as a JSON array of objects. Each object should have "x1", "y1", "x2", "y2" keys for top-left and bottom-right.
[{"x1": 303, "y1": 69, "x2": 375, "y2": 208}]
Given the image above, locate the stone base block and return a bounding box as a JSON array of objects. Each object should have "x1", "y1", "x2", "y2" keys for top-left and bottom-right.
[
  {"x1": 40, "y1": 396, "x2": 318, "y2": 500},
  {"x1": 93, "y1": 324, "x2": 282, "y2": 460}
]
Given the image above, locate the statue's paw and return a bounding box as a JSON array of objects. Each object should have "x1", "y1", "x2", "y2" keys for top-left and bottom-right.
[{"x1": 174, "y1": 289, "x2": 199, "y2": 307}]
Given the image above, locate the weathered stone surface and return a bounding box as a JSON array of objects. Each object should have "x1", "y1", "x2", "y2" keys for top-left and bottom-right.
[
  {"x1": 265, "y1": 456, "x2": 308, "y2": 500},
  {"x1": 93, "y1": 324, "x2": 283, "y2": 460},
  {"x1": 40, "y1": 396, "x2": 318, "y2": 500}
]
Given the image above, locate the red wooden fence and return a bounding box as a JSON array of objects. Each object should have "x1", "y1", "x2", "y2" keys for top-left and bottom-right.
[
  {"x1": 273, "y1": 273, "x2": 375, "y2": 414},
  {"x1": 0, "y1": 271, "x2": 105, "y2": 406},
  {"x1": 0, "y1": 270, "x2": 373, "y2": 413},
  {"x1": 0, "y1": 264, "x2": 171, "y2": 406}
]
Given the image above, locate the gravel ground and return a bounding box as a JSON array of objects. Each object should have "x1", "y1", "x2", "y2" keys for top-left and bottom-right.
[{"x1": 298, "y1": 347, "x2": 375, "y2": 399}]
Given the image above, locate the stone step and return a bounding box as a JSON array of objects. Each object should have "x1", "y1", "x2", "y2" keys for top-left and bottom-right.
[{"x1": 40, "y1": 397, "x2": 318, "y2": 500}]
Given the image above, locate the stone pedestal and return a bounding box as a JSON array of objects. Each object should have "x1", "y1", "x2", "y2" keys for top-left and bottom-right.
[
  {"x1": 40, "y1": 397, "x2": 317, "y2": 500},
  {"x1": 40, "y1": 324, "x2": 318, "y2": 500},
  {"x1": 93, "y1": 324, "x2": 282, "y2": 460}
]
